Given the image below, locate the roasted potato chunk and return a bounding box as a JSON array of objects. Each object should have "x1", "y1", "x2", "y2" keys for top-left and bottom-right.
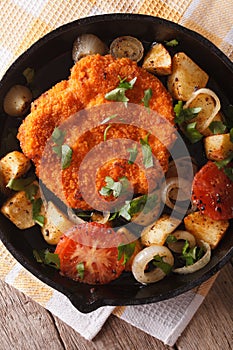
[
  {"x1": 1, "y1": 191, "x2": 36, "y2": 229},
  {"x1": 142, "y1": 43, "x2": 172, "y2": 75},
  {"x1": 184, "y1": 211, "x2": 229, "y2": 249},
  {"x1": 204, "y1": 133, "x2": 233, "y2": 160},
  {"x1": 167, "y1": 52, "x2": 209, "y2": 101},
  {"x1": 141, "y1": 214, "x2": 180, "y2": 246},
  {"x1": 41, "y1": 201, "x2": 74, "y2": 245},
  {"x1": 0, "y1": 151, "x2": 31, "y2": 186}
]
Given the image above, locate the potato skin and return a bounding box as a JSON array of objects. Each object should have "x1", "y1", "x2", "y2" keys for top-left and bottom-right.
[
  {"x1": 0, "y1": 151, "x2": 31, "y2": 186},
  {"x1": 184, "y1": 211, "x2": 229, "y2": 249},
  {"x1": 204, "y1": 133, "x2": 233, "y2": 160},
  {"x1": 167, "y1": 52, "x2": 209, "y2": 101},
  {"x1": 142, "y1": 43, "x2": 172, "y2": 75}
]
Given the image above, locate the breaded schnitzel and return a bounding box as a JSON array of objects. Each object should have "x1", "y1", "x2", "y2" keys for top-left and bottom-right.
[{"x1": 17, "y1": 54, "x2": 176, "y2": 210}]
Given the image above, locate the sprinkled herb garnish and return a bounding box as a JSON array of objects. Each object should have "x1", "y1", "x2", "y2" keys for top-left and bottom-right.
[
  {"x1": 33, "y1": 249, "x2": 60, "y2": 270},
  {"x1": 127, "y1": 145, "x2": 138, "y2": 164},
  {"x1": 208, "y1": 121, "x2": 227, "y2": 134},
  {"x1": 99, "y1": 176, "x2": 129, "y2": 198},
  {"x1": 103, "y1": 125, "x2": 112, "y2": 141},
  {"x1": 118, "y1": 242, "x2": 136, "y2": 265},
  {"x1": 52, "y1": 127, "x2": 73, "y2": 169},
  {"x1": 153, "y1": 255, "x2": 172, "y2": 274},
  {"x1": 142, "y1": 88, "x2": 152, "y2": 109},
  {"x1": 140, "y1": 133, "x2": 153, "y2": 168},
  {"x1": 101, "y1": 114, "x2": 118, "y2": 124},
  {"x1": 105, "y1": 76, "x2": 137, "y2": 106},
  {"x1": 76, "y1": 262, "x2": 85, "y2": 279},
  {"x1": 165, "y1": 39, "x2": 179, "y2": 47}
]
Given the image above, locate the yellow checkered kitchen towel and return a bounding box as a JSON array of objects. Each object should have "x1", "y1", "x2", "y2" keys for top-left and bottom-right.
[{"x1": 0, "y1": 0, "x2": 232, "y2": 346}]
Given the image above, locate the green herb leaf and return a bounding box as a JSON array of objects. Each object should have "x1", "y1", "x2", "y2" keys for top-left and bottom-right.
[
  {"x1": 119, "y1": 201, "x2": 131, "y2": 221},
  {"x1": 61, "y1": 144, "x2": 73, "y2": 169},
  {"x1": 165, "y1": 39, "x2": 179, "y2": 47},
  {"x1": 223, "y1": 167, "x2": 233, "y2": 181},
  {"x1": 118, "y1": 242, "x2": 136, "y2": 265},
  {"x1": 180, "y1": 240, "x2": 204, "y2": 266},
  {"x1": 52, "y1": 145, "x2": 62, "y2": 157},
  {"x1": 105, "y1": 88, "x2": 129, "y2": 103},
  {"x1": 6, "y1": 176, "x2": 35, "y2": 191},
  {"x1": 174, "y1": 101, "x2": 201, "y2": 125},
  {"x1": 208, "y1": 121, "x2": 227, "y2": 134},
  {"x1": 32, "y1": 198, "x2": 44, "y2": 227},
  {"x1": 141, "y1": 88, "x2": 152, "y2": 108},
  {"x1": 99, "y1": 176, "x2": 128, "y2": 198},
  {"x1": 103, "y1": 125, "x2": 112, "y2": 141},
  {"x1": 25, "y1": 183, "x2": 39, "y2": 201},
  {"x1": 101, "y1": 114, "x2": 118, "y2": 124},
  {"x1": 23, "y1": 67, "x2": 35, "y2": 84},
  {"x1": 52, "y1": 127, "x2": 65, "y2": 146},
  {"x1": 118, "y1": 76, "x2": 137, "y2": 89},
  {"x1": 140, "y1": 134, "x2": 153, "y2": 168},
  {"x1": 166, "y1": 235, "x2": 178, "y2": 244},
  {"x1": 76, "y1": 262, "x2": 85, "y2": 279},
  {"x1": 105, "y1": 77, "x2": 137, "y2": 105},
  {"x1": 230, "y1": 128, "x2": 233, "y2": 143},
  {"x1": 185, "y1": 122, "x2": 203, "y2": 143},
  {"x1": 153, "y1": 255, "x2": 172, "y2": 275},
  {"x1": 33, "y1": 249, "x2": 60, "y2": 270},
  {"x1": 127, "y1": 145, "x2": 138, "y2": 164},
  {"x1": 215, "y1": 152, "x2": 233, "y2": 169}
]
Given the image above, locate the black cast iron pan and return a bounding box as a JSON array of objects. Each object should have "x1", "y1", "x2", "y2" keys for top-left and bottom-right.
[{"x1": 0, "y1": 14, "x2": 232, "y2": 313}]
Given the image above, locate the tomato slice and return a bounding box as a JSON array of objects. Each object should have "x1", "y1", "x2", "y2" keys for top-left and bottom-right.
[
  {"x1": 192, "y1": 161, "x2": 233, "y2": 220},
  {"x1": 55, "y1": 222, "x2": 126, "y2": 284}
]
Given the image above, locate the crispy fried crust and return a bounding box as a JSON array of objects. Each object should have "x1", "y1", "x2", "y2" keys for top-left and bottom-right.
[{"x1": 18, "y1": 54, "x2": 176, "y2": 210}]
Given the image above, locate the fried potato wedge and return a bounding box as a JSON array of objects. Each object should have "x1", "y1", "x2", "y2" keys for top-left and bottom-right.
[
  {"x1": 142, "y1": 43, "x2": 172, "y2": 75},
  {"x1": 184, "y1": 211, "x2": 229, "y2": 249},
  {"x1": 167, "y1": 52, "x2": 209, "y2": 101},
  {"x1": 204, "y1": 133, "x2": 233, "y2": 161},
  {"x1": 0, "y1": 151, "x2": 31, "y2": 186}
]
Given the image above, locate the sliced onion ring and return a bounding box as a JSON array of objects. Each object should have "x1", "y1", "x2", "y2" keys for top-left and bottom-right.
[
  {"x1": 184, "y1": 88, "x2": 221, "y2": 132},
  {"x1": 167, "y1": 230, "x2": 196, "y2": 253},
  {"x1": 173, "y1": 240, "x2": 211, "y2": 274},
  {"x1": 67, "y1": 207, "x2": 85, "y2": 225},
  {"x1": 161, "y1": 177, "x2": 192, "y2": 213},
  {"x1": 132, "y1": 245, "x2": 174, "y2": 284}
]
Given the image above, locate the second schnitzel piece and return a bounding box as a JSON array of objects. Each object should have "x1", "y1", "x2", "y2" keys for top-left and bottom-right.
[{"x1": 18, "y1": 54, "x2": 176, "y2": 210}]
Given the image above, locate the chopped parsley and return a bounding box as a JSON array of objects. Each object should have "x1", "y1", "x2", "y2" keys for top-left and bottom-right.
[
  {"x1": 140, "y1": 133, "x2": 153, "y2": 168},
  {"x1": 118, "y1": 242, "x2": 136, "y2": 265},
  {"x1": 141, "y1": 88, "x2": 152, "y2": 109},
  {"x1": 105, "y1": 76, "x2": 137, "y2": 105},
  {"x1": 174, "y1": 101, "x2": 203, "y2": 143},
  {"x1": 61, "y1": 144, "x2": 73, "y2": 169},
  {"x1": 99, "y1": 176, "x2": 129, "y2": 198},
  {"x1": 127, "y1": 145, "x2": 138, "y2": 164},
  {"x1": 185, "y1": 122, "x2": 203, "y2": 143},
  {"x1": 6, "y1": 176, "x2": 35, "y2": 191},
  {"x1": 76, "y1": 262, "x2": 85, "y2": 279},
  {"x1": 165, "y1": 39, "x2": 179, "y2": 47},
  {"x1": 153, "y1": 255, "x2": 172, "y2": 275},
  {"x1": 215, "y1": 152, "x2": 233, "y2": 181},
  {"x1": 101, "y1": 114, "x2": 118, "y2": 124},
  {"x1": 32, "y1": 198, "x2": 44, "y2": 227},
  {"x1": 33, "y1": 249, "x2": 60, "y2": 270},
  {"x1": 103, "y1": 125, "x2": 112, "y2": 141},
  {"x1": 180, "y1": 240, "x2": 204, "y2": 266},
  {"x1": 52, "y1": 127, "x2": 73, "y2": 169},
  {"x1": 118, "y1": 200, "x2": 131, "y2": 221},
  {"x1": 174, "y1": 101, "x2": 202, "y2": 125},
  {"x1": 208, "y1": 121, "x2": 227, "y2": 134},
  {"x1": 166, "y1": 235, "x2": 178, "y2": 244}
]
